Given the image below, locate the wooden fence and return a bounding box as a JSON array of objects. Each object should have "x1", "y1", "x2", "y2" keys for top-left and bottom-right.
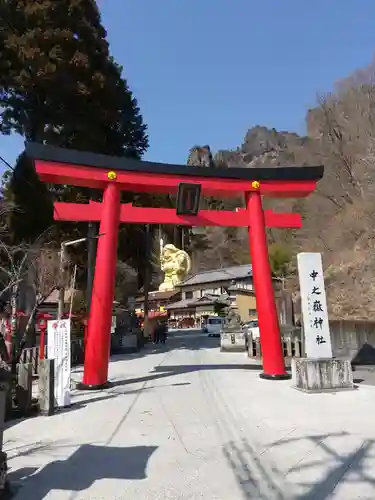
[
  {"x1": 20, "y1": 338, "x2": 85, "y2": 376},
  {"x1": 19, "y1": 332, "x2": 139, "y2": 377},
  {"x1": 248, "y1": 335, "x2": 302, "y2": 360},
  {"x1": 248, "y1": 319, "x2": 375, "y2": 361}
]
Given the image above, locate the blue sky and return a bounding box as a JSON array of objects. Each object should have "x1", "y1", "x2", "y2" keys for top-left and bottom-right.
[{"x1": 1, "y1": 0, "x2": 375, "y2": 173}]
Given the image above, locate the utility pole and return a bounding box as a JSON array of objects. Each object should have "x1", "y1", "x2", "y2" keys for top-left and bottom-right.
[
  {"x1": 58, "y1": 234, "x2": 104, "y2": 320},
  {"x1": 143, "y1": 224, "x2": 151, "y2": 341},
  {"x1": 57, "y1": 243, "x2": 67, "y2": 320},
  {"x1": 86, "y1": 188, "x2": 98, "y2": 312},
  {"x1": 86, "y1": 221, "x2": 97, "y2": 312},
  {"x1": 173, "y1": 226, "x2": 179, "y2": 248}
]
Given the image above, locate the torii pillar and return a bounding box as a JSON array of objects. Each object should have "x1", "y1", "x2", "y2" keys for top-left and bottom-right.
[
  {"x1": 84, "y1": 182, "x2": 120, "y2": 387},
  {"x1": 26, "y1": 142, "x2": 324, "y2": 388}
]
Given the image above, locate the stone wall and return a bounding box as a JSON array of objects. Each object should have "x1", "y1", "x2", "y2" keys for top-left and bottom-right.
[
  {"x1": 285, "y1": 320, "x2": 375, "y2": 360},
  {"x1": 329, "y1": 320, "x2": 375, "y2": 360}
]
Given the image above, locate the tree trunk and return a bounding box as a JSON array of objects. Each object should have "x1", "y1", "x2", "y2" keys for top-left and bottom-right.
[{"x1": 6, "y1": 285, "x2": 18, "y2": 361}]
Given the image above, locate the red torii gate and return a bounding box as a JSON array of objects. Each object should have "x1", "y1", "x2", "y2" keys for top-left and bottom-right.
[{"x1": 26, "y1": 143, "x2": 324, "y2": 388}]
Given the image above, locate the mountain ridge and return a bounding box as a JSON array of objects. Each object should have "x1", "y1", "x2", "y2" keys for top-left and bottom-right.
[{"x1": 191, "y1": 112, "x2": 374, "y2": 319}]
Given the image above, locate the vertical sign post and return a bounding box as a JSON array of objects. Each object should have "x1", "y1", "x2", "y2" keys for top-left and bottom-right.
[
  {"x1": 111, "y1": 315, "x2": 116, "y2": 334},
  {"x1": 297, "y1": 253, "x2": 332, "y2": 358},
  {"x1": 47, "y1": 319, "x2": 71, "y2": 407}
]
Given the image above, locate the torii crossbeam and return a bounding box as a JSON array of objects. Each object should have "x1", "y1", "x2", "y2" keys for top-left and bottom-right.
[
  {"x1": 54, "y1": 202, "x2": 302, "y2": 228},
  {"x1": 26, "y1": 142, "x2": 324, "y2": 388}
]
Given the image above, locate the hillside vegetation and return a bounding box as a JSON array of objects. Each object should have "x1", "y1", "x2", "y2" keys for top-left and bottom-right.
[{"x1": 189, "y1": 58, "x2": 375, "y2": 319}]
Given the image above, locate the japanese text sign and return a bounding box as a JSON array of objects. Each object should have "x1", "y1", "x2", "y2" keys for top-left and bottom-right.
[
  {"x1": 47, "y1": 319, "x2": 71, "y2": 407},
  {"x1": 176, "y1": 183, "x2": 201, "y2": 216},
  {"x1": 297, "y1": 253, "x2": 332, "y2": 359}
]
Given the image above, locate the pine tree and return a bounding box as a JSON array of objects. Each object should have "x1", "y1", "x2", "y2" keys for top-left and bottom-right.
[
  {"x1": 0, "y1": 0, "x2": 148, "y2": 156},
  {"x1": 3, "y1": 153, "x2": 53, "y2": 244},
  {"x1": 0, "y1": 0, "x2": 149, "y2": 283},
  {"x1": 268, "y1": 243, "x2": 293, "y2": 279}
]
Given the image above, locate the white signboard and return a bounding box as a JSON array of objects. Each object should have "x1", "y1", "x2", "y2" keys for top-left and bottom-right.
[
  {"x1": 297, "y1": 253, "x2": 332, "y2": 359},
  {"x1": 47, "y1": 319, "x2": 71, "y2": 407},
  {"x1": 111, "y1": 315, "x2": 116, "y2": 334}
]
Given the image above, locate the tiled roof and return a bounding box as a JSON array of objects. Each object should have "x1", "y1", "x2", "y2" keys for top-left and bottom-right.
[
  {"x1": 166, "y1": 298, "x2": 196, "y2": 310},
  {"x1": 179, "y1": 264, "x2": 252, "y2": 287},
  {"x1": 136, "y1": 290, "x2": 179, "y2": 302},
  {"x1": 45, "y1": 288, "x2": 79, "y2": 304},
  {"x1": 167, "y1": 294, "x2": 221, "y2": 310}
]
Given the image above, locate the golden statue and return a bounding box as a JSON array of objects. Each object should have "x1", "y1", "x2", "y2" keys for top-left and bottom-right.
[{"x1": 159, "y1": 241, "x2": 191, "y2": 291}]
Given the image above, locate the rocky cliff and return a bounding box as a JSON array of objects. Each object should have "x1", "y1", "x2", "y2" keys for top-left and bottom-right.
[{"x1": 190, "y1": 107, "x2": 375, "y2": 319}]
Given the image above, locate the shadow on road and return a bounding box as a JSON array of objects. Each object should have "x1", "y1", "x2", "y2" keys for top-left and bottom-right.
[
  {"x1": 8, "y1": 443, "x2": 157, "y2": 499},
  {"x1": 223, "y1": 438, "x2": 287, "y2": 499},
  {"x1": 208, "y1": 384, "x2": 375, "y2": 500},
  {"x1": 4, "y1": 389, "x2": 145, "y2": 433},
  {"x1": 265, "y1": 432, "x2": 375, "y2": 500},
  {"x1": 222, "y1": 432, "x2": 375, "y2": 499},
  {"x1": 109, "y1": 330, "x2": 220, "y2": 365},
  {"x1": 110, "y1": 362, "x2": 263, "y2": 389},
  {"x1": 108, "y1": 331, "x2": 264, "y2": 388}
]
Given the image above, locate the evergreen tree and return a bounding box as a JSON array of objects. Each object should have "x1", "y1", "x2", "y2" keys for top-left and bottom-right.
[
  {"x1": 268, "y1": 243, "x2": 293, "y2": 279},
  {"x1": 3, "y1": 153, "x2": 53, "y2": 244},
  {"x1": 0, "y1": 0, "x2": 148, "y2": 156},
  {"x1": 0, "y1": 0, "x2": 149, "y2": 286}
]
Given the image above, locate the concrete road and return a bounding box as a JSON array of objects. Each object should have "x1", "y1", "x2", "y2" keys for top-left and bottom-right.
[{"x1": 5, "y1": 331, "x2": 375, "y2": 499}]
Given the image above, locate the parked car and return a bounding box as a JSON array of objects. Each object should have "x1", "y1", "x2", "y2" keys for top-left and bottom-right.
[
  {"x1": 204, "y1": 316, "x2": 224, "y2": 337},
  {"x1": 244, "y1": 319, "x2": 259, "y2": 339}
]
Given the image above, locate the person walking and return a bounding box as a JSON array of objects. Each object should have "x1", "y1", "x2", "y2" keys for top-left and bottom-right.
[
  {"x1": 159, "y1": 321, "x2": 167, "y2": 344},
  {"x1": 154, "y1": 321, "x2": 161, "y2": 344}
]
